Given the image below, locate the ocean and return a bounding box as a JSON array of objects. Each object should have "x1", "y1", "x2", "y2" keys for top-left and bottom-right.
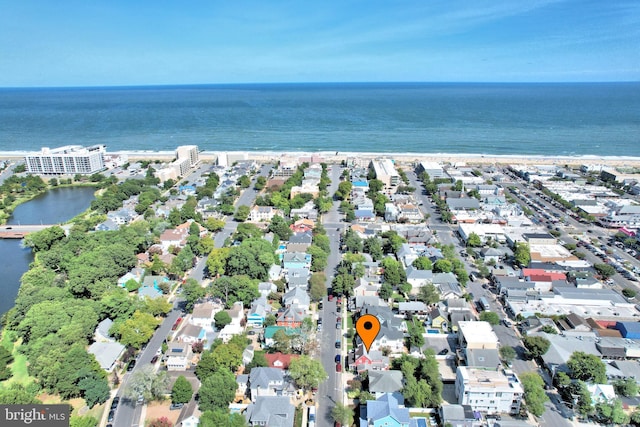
[{"x1": 0, "y1": 82, "x2": 639, "y2": 157}]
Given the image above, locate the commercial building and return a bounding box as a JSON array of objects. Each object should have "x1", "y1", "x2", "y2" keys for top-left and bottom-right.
[
  {"x1": 458, "y1": 321, "x2": 499, "y2": 350},
  {"x1": 455, "y1": 367, "x2": 523, "y2": 415},
  {"x1": 370, "y1": 159, "x2": 400, "y2": 190},
  {"x1": 25, "y1": 145, "x2": 106, "y2": 174}
]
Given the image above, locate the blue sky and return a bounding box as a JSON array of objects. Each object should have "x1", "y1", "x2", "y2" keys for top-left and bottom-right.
[{"x1": 1, "y1": 0, "x2": 638, "y2": 86}]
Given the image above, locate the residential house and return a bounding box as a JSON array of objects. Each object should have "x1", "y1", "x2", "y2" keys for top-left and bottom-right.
[
  {"x1": 250, "y1": 206, "x2": 281, "y2": 222},
  {"x1": 107, "y1": 208, "x2": 136, "y2": 225},
  {"x1": 367, "y1": 325, "x2": 405, "y2": 354},
  {"x1": 166, "y1": 342, "x2": 193, "y2": 371},
  {"x1": 455, "y1": 367, "x2": 523, "y2": 415},
  {"x1": 179, "y1": 415, "x2": 200, "y2": 427},
  {"x1": 428, "y1": 307, "x2": 449, "y2": 333},
  {"x1": 236, "y1": 374, "x2": 249, "y2": 399},
  {"x1": 94, "y1": 318, "x2": 115, "y2": 343},
  {"x1": 352, "y1": 344, "x2": 390, "y2": 373},
  {"x1": 245, "y1": 396, "x2": 295, "y2": 427},
  {"x1": 117, "y1": 267, "x2": 145, "y2": 288},
  {"x1": 289, "y1": 219, "x2": 315, "y2": 233},
  {"x1": 368, "y1": 370, "x2": 404, "y2": 399},
  {"x1": 247, "y1": 297, "x2": 273, "y2": 328},
  {"x1": 398, "y1": 301, "x2": 429, "y2": 318},
  {"x1": 264, "y1": 352, "x2": 299, "y2": 370},
  {"x1": 88, "y1": 341, "x2": 125, "y2": 372},
  {"x1": 263, "y1": 326, "x2": 301, "y2": 348},
  {"x1": 95, "y1": 219, "x2": 120, "y2": 231},
  {"x1": 405, "y1": 266, "x2": 433, "y2": 289},
  {"x1": 282, "y1": 252, "x2": 311, "y2": 270},
  {"x1": 282, "y1": 287, "x2": 310, "y2": 310},
  {"x1": 353, "y1": 279, "x2": 380, "y2": 297},
  {"x1": 437, "y1": 282, "x2": 464, "y2": 299},
  {"x1": 359, "y1": 393, "x2": 414, "y2": 427},
  {"x1": 465, "y1": 348, "x2": 501, "y2": 370},
  {"x1": 478, "y1": 247, "x2": 504, "y2": 264},
  {"x1": 249, "y1": 367, "x2": 286, "y2": 401},
  {"x1": 276, "y1": 305, "x2": 306, "y2": 328},
  {"x1": 285, "y1": 267, "x2": 310, "y2": 290},
  {"x1": 439, "y1": 405, "x2": 483, "y2": 427},
  {"x1": 138, "y1": 286, "x2": 163, "y2": 299},
  {"x1": 177, "y1": 324, "x2": 206, "y2": 344},
  {"x1": 190, "y1": 302, "x2": 218, "y2": 330},
  {"x1": 243, "y1": 346, "x2": 254, "y2": 367},
  {"x1": 458, "y1": 321, "x2": 499, "y2": 350},
  {"x1": 397, "y1": 244, "x2": 418, "y2": 268},
  {"x1": 258, "y1": 282, "x2": 277, "y2": 298},
  {"x1": 587, "y1": 384, "x2": 616, "y2": 404},
  {"x1": 288, "y1": 231, "x2": 313, "y2": 248}
]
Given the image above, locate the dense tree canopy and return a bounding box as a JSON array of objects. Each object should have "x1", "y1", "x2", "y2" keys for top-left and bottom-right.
[
  {"x1": 519, "y1": 373, "x2": 549, "y2": 416},
  {"x1": 568, "y1": 351, "x2": 607, "y2": 383}
]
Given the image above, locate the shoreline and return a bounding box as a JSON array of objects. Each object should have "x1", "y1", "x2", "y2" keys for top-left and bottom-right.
[{"x1": 2, "y1": 149, "x2": 640, "y2": 167}]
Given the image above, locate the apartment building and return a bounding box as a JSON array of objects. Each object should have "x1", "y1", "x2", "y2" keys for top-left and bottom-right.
[{"x1": 25, "y1": 145, "x2": 106, "y2": 174}]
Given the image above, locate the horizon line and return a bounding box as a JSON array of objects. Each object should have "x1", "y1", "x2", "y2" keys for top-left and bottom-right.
[{"x1": 1, "y1": 80, "x2": 639, "y2": 90}]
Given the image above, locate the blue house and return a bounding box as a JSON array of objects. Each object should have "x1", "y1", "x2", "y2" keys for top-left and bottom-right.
[
  {"x1": 179, "y1": 184, "x2": 196, "y2": 195},
  {"x1": 247, "y1": 297, "x2": 272, "y2": 328},
  {"x1": 282, "y1": 252, "x2": 311, "y2": 270},
  {"x1": 359, "y1": 393, "x2": 417, "y2": 427},
  {"x1": 616, "y1": 322, "x2": 640, "y2": 339}
]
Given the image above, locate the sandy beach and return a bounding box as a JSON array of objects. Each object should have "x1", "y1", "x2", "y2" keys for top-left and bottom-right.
[{"x1": 2, "y1": 149, "x2": 640, "y2": 168}]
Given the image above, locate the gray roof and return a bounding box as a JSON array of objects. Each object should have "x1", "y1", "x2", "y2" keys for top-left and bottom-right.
[
  {"x1": 368, "y1": 370, "x2": 404, "y2": 393},
  {"x1": 88, "y1": 341, "x2": 125, "y2": 370},
  {"x1": 405, "y1": 265, "x2": 433, "y2": 280},
  {"x1": 465, "y1": 348, "x2": 501, "y2": 369},
  {"x1": 288, "y1": 232, "x2": 313, "y2": 244},
  {"x1": 446, "y1": 198, "x2": 480, "y2": 210},
  {"x1": 249, "y1": 367, "x2": 284, "y2": 389},
  {"x1": 96, "y1": 318, "x2": 114, "y2": 339},
  {"x1": 398, "y1": 301, "x2": 428, "y2": 312},
  {"x1": 553, "y1": 287, "x2": 627, "y2": 304},
  {"x1": 432, "y1": 272, "x2": 458, "y2": 285},
  {"x1": 245, "y1": 396, "x2": 294, "y2": 427}
]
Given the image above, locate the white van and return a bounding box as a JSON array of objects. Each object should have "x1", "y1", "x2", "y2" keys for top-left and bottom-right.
[{"x1": 308, "y1": 405, "x2": 316, "y2": 427}]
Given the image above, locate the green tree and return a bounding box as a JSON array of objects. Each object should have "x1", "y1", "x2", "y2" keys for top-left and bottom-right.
[
  {"x1": 363, "y1": 236, "x2": 384, "y2": 261},
  {"x1": 309, "y1": 272, "x2": 326, "y2": 301},
  {"x1": 204, "y1": 217, "x2": 225, "y2": 232},
  {"x1": 210, "y1": 275, "x2": 259, "y2": 308},
  {"x1": 0, "y1": 384, "x2": 41, "y2": 404},
  {"x1": 23, "y1": 226, "x2": 67, "y2": 252},
  {"x1": 519, "y1": 372, "x2": 549, "y2": 417},
  {"x1": 123, "y1": 365, "x2": 170, "y2": 403},
  {"x1": 623, "y1": 288, "x2": 638, "y2": 299},
  {"x1": 574, "y1": 380, "x2": 593, "y2": 418},
  {"x1": 412, "y1": 256, "x2": 433, "y2": 270},
  {"x1": 479, "y1": 311, "x2": 500, "y2": 325},
  {"x1": 0, "y1": 346, "x2": 14, "y2": 381},
  {"x1": 200, "y1": 410, "x2": 248, "y2": 427},
  {"x1": 417, "y1": 284, "x2": 440, "y2": 305},
  {"x1": 433, "y1": 259, "x2": 453, "y2": 273},
  {"x1": 214, "y1": 311, "x2": 232, "y2": 329},
  {"x1": 114, "y1": 310, "x2": 161, "y2": 349},
  {"x1": 594, "y1": 263, "x2": 616, "y2": 279},
  {"x1": 307, "y1": 244, "x2": 328, "y2": 272},
  {"x1": 514, "y1": 242, "x2": 531, "y2": 267},
  {"x1": 331, "y1": 402, "x2": 354, "y2": 426},
  {"x1": 499, "y1": 346, "x2": 517, "y2": 363},
  {"x1": 613, "y1": 378, "x2": 638, "y2": 397},
  {"x1": 271, "y1": 329, "x2": 293, "y2": 354},
  {"x1": 225, "y1": 238, "x2": 276, "y2": 280},
  {"x1": 522, "y1": 336, "x2": 551, "y2": 359},
  {"x1": 288, "y1": 355, "x2": 327, "y2": 392},
  {"x1": 69, "y1": 415, "x2": 98, "y2": 427},
  {"x1": 595, "y1": 400, "x2": 629, "y2": 425},
  {"x1": 171, "y1": 375, "x2": 194, "y2": 404},
  {"x1": 78, "y1": 374, "x2": 110, "y2": 408},
  {"x1": 335, "y1": 181, "x2": 353, "y2": 200},
  {"x1": 206, "y1": 247, "x2": 230, "y2": 277},
  {"x1": 237, "y1": 175, "x2": 251, "y2": 188},
  {"x1": 343, "y1": 228, "x2": 363, "y2": 253},
  {"x1": 381, "y1": 257, "x2": 405, "y2": 286},
  {"x1": 268, "y1": 215, "x2": 292, "y2": 240},
  {"x1": 466, "y1": 232, "x2": 482, "y2": 247},
  {"x1": 568, "y1": 351, "x2": 607, "y2": 383},
  {"x1": 198, "y1": 370, "x2": 237, "y2": 411},
  {"x1": 182, "y1": 278, "x2": 206, "y2": 312},
  {"x1": 234, "y1": 205, "x2": 250, "y2": 222}
]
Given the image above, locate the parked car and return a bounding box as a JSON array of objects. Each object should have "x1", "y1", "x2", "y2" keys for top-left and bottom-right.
[
  {"x1": 150, "y1": 355, "x2": 158, "y2": 364},
  {"x1": 110, "y1": 397, "x2": 120, "y2": 410},
  {"x1": 127, "y1": 360, "x2": 136, "y2": 371},
  {"x1": 335, "y1": 340, "x2": 341, "y2": 349},
  {"x1": 170, "y1": 403, "x2": 184, "y2": 410},
  {"x1": 335, "y1": 354, "x2": 341, "y2": 363},
  {"x1": 336, "y1": 363, "x2": 342, "y2": 372},
  {"x1": 107, "y1": 410, "x2": 115, "y2": 422}
]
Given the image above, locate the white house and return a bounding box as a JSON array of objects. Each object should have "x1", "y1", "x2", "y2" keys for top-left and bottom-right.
[{"x1": 455, "y1": 367, "x2": 523, "y2": 415}]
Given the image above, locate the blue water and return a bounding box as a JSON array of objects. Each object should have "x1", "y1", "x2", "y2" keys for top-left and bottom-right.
[{"x1": 0, "y1": 82, "x2": 639, "y2": 157}]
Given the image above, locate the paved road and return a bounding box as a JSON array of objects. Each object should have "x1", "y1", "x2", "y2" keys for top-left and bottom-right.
[{"x1": 317, "y1": 164, "x2": 346, "y2": 427}]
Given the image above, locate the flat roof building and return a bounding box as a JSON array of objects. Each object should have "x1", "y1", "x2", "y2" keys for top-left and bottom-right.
[
  {"x1": 370, "y1": 159, "x2": 400, "y2": 189},
  {"x1": 455, "y1": 367, "x2": 523, "y2": 415},
  {"x1": 25, "y1": 145, "x2": 106, "y2": 175},
  {"x1": 458, "y1": 321, "x2": 499, "y2": 350}
]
